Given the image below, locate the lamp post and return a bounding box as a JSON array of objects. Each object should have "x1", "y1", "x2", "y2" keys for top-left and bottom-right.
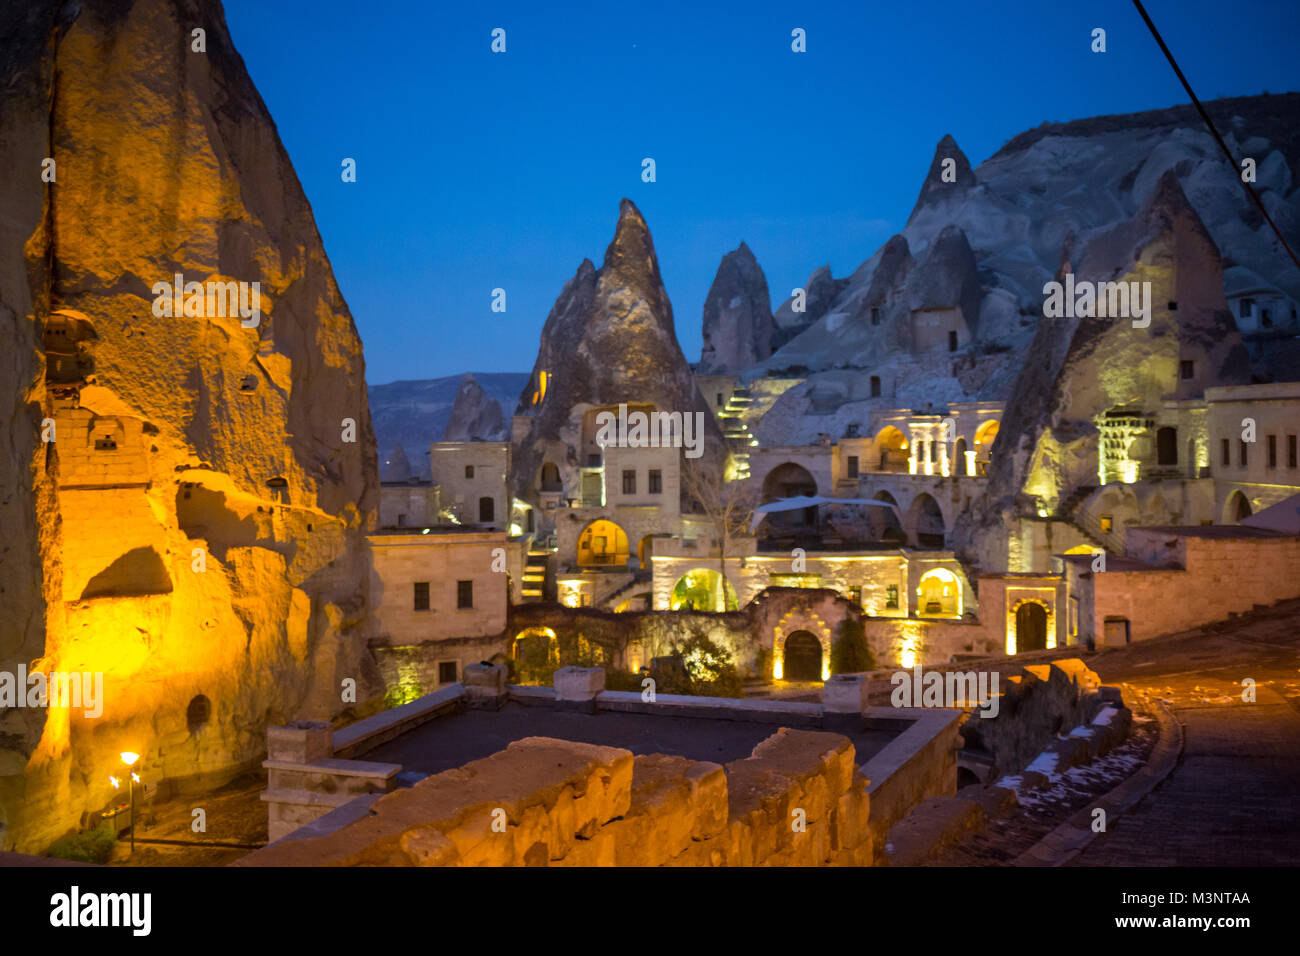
[{"x1": 120, "y1": 752, "x2": 140, "y2": 854}]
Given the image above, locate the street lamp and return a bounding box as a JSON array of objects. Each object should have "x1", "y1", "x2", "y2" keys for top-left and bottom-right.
[{"x1": 119, "y1": 752, "x2": 140, "y2": 854}]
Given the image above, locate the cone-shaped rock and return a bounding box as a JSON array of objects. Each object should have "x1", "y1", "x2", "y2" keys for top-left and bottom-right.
[
  {"x1": 699, "y1": 242, "x2": 775, "y2": 373},
  {"x1": 773, "y1": 265, "x2": 848, "y2": 350},
  {"x1": 443, "y1": 374, "x2": 506, "y2": 441},
  {"x1": 908, "y1": 133, "x2": 977, "y2": 222},
  {"x1": 0, "y1": 0, "x2": 377, "y2": 850},
  {"x1": 512, "y1": 199, "x2": 723, "y2": 499},
  {"x1": 382, "y1": 443, "x2": 413, "y2": 482}
]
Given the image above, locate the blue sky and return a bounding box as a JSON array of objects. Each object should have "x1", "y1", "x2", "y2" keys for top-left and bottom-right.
[{"x1": 221, "y1": 0, "x2": 1300, "y2": 384}]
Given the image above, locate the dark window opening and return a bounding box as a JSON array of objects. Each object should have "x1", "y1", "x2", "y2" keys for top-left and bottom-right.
[
  {"x1": 438, "y1": 661, "x2": 458, "y2": 684},
  {"x1": 870, "y1": 306, "x2": 881, "y2": 326},
  {"x1": 465, "y1": 465, "x2": 474, "y2": 479},
  {"x1": 1179, "y1": 360, "x2": 1194, "y2": 380},
  {"x1": 847, "y1": 455, "x2": 859, "y2": 478},
  {"x1": 457, "y1": 580, "x2": 473, "y2": 609},
  {"x1": 1168, "y1": 301, "x2": 1177, "y2": 311},
  {"x1": 716, "y1": 392, "x2": 723, "y2": 406},
  {"x1": 622, "y1": 470, "x2": 636, "y2": 494},
  {"x1": 1156, "y1": 426, "x2": 1178, "y2": 466},
  {"x1": 885, "y1": 585, "x2": 899, "y2": 609},
  {"x1": 94, "y1": 436, "x2": 117, "y2": 451},
  {"x1": 948, "y1": 330, "x2": 958, "y2": 352},
  {"x1": 1239, "y1": 297, "x2": 1254, "y2": 319},
  {"x1": 1289, "y1": 435, "x2": 1297, "y2": 469},
  {"x1": 478, "y1": 496, "x2": 494, "y2": 522},
  {"x1": 413, "y1": 581, "x2": 430, "y2": 611},
  {"x1": 239, "y1": 374, "x2": 257, "y2": 391},
  {"x1": 186, "y1": 695, "x2": 211, "y2": 734},
  {"x1": 1268, "y1": 435, "x2": 1277, "y2": 468},
  {"x1": 870, "y1": 376, "x2": 881, "y2": 398},
  {"x1": 648, "y1": 469, "x2": 662, "y2": 494},
  {"x1": 1240, "y1": 440, "x2": 1248, "y2": 467},
  {"x1": 1221, "y1": 438, "x2": 1230, "y2": 467}
]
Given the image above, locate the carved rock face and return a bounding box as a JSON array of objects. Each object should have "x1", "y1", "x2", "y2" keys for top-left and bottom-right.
[
  {"x1": 0, "y1": 0, "x2": 377, "y2": 851},
  {"x1": 699, "y1": 242, "x2": 775, "y2": 374}
]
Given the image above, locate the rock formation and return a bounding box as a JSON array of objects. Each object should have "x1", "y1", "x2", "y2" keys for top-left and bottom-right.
[
  {"x1": 382, "y1": 443, "x2": 413, "y2": 482},
  {"x1": 908, "y1": 133, "x2": 978, "y2": 223},
  {"x1": 772, "y1": 265, "x2": 848, "y2": 350},
  {"x1": 511, "y1": 199, "x2": 725, "y2": 502},
  {"x1": 952, "y1": 170, "x2": 1250, "y2": 573},
  {"x1": 442, "y1": 374, "x2": 506, "y2": 441},
  {"x1": 698, "y1": 242, "x2": 775, "y2": 373},
  {"x1": 0, "y1": 0, "x2": 378, "y2": 851}
]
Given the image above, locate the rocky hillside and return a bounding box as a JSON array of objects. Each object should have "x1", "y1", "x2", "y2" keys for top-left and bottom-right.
[
  {"x1": 0, "y1": 0, "x2": 377, "y2": 851},
  {"x1": 734, "y1": 93, "x2": 1300, "y2": 444}
]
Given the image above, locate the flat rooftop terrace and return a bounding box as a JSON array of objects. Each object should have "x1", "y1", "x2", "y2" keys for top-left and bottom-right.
[{"x1": 361, "y1": 701, "x2": 900, "y2": 774}]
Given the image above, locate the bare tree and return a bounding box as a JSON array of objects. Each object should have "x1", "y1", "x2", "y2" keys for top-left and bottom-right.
[{"x1": 679, "y1": 457, "x2": 761, "y2": 610}]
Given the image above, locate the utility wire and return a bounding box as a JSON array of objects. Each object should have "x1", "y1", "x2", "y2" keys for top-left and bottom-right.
[{"x1": 1132, "y1": 0, "x2": 1300, "y2": 276}]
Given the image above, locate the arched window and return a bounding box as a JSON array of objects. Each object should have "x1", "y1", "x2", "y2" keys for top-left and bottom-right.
[{"x1": 540, "y1": 462, "x2": 562, "y2": 492}]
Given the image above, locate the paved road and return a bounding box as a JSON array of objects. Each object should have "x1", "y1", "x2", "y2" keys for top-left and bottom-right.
[{"x1": 1071, "y1": 601, "x2": 1300, "y2": 866}]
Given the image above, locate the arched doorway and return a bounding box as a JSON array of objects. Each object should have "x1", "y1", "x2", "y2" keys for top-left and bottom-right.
[
  {"x1": 918, "y1": 567, "x2": 961, "y2": 616},
  {"x1": 669, "y1": 568, "x2": 738, "y2": 611},
  {"x1": 1226, "y1": 491, "x2": 1252, "y2": 523},
  {"x1": 909, "y1": 493, "x2": 946, "y2": 549},
  {"x1": 783, "y1": 630, "x2": 823, "y2": 681},
  {"x1": 954, "y1": 437, "x2": 969, "y2": 475},
  {"x1": 637, "y1": 534, "x2": 655, "y2": 566},
  {"x1": 761, "y1": 462, "x2": 818, "y2": 532},
  {"x1": 478, "y1": 496, "x2": 495, "y2": 522},
  {"x1": 974, "y1": 419, "x2": 1000, "y2": 475},
  {"x1": 577, "y1": 519, "x2": 629, "y2": 566},
  {"x1": 870, "y1": 490, "x2": 905, "y2": 543},
  {"x1": 874, "y1": 426, "x2": 909, "y2": 472},
  {"x1": 1016, "y1": 602, "x2": 1048, "y2": 652},
  {"x1": 539, "y1": 462, "x2": 562, "y2": 492}
]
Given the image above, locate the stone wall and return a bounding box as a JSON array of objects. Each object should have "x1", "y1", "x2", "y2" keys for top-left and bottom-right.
[{"x1": 237, "y1": 728, "x2": 872, "y2": 867}]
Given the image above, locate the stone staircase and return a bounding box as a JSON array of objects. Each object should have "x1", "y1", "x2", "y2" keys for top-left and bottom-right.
[
  {"x1": 719, "y1": 386, "x2": 756, "y2": 479},
  {"x1": 521, "y1": 546, "x2": 551, "y2": 602}
]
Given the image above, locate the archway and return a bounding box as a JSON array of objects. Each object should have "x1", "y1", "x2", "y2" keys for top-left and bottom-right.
[
  {"x1": 974, "y1": 419, "x2": 1000, "y2": 474},
  {"x1": 1016, "y1": 602, "x2": 1048, "y2": 652},
  {"x1": 909, "y1": 493, "x2": 946, "y2": 549},
  {"x1": 761, "y1": 462, "x2": 818, "y2": 531},
  {"x1": 637, "y1": 534, "x2": 655, "y2": 566},
  {"x1": 782, "y1": 631, "x2": 823, "y2": 681},
  {"x1": 539, "y1": 462, "x2": 562, "y2": 492},
  {"x1": 512, "y1": 627, "x2": 557, "y2": 661},
  {"x1": 954, "y1": 437, "x2": 969, "y2": 475},
  {"x1": 874, "y1": 426, "x2": 909, "y2": 472},
  {"x1": 1226, "y1": 491, "x2": 1252, "y2": 523},
  {"x1": 918, "y1": 567, "x2": 961, "y2": 616},
  {"x1": 870, "y1": 490, "x2": 905, "y2": 543},
  {"x1": 670, "y1": 568, "x2": 738, "y2": 611},
  {"x1": 577, "y1": 519, "x2": 629, "y2": 566}
]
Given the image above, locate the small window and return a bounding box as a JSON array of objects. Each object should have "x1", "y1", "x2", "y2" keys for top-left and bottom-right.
[
  {"x1": 478, "y1": 496, "x2": 494, "y2": 522},
  {"x1": 239, "y1": 374, "x2": 258, "y2": 391},
  {"x1": 94, "y1": 436, "x2": 117, "y2": 451},
  {"x1": 871, "y1": 306, "x2": 881, "y2": 326},
  {"x1": 885, "y1": 585, "x2": 899, "y2": 610},
  {"x1": 413, "y1": 581, "x2": 430, "y2": 611},
  {"x1": 438, "y1": 661, "x2": 458, "y2": 684},
  {"x1": 1221, "y1": 438, "x2": 1230, "y2": 467},
  {"x1": 1289, "y1": 435, "x2": 1297, "y2": 469},
  {"x1": 846, "y1": 423, "x2": 859, "y2": 438},
  {"x1": 948, "y1": 330, "x2": 958, "y2": 352},
  {"x1": 1179, "y1": 360, "x2": 1194, "y2": 380},
  {"x1": 870, "y1": 376, "x2": 881, "y2": 398},
  {"x1": 1239, "y1": 297, "x2": 1254, "y2": 318},
  {"x1": 716, "y1": 392, "x2": 723, "y2": 406},
  {"x1": 1268, "y1": 435, "x2": 1277, "y2": 468},
  {"x1": 847, "y1": 455, "x2": 859, "y2": 478},
  {"x1": 1100, "y1": 514, "x2": 1113, "y2": 534},
  {"x1": 397, "y1": 513, "x2": 407, "y2": 527},
  {"x1": 1240, "y1": 440, "x2": 1248, "y2": 467},
  {"x1": 465, "y1": 465, "x2": 474, "y2": 479},
  {"x1": 648, "y1": 469, "x2": 662, "y2": 494},
  {"x1": 1168, "y1": 301, "x2": 1177, "y2": 312},
  {"x1": 622, "y1": 469, "x2": 636, "y2": 494},
  {"x1": 457, "y1": 580, "x2": 473, "y2": 609}
]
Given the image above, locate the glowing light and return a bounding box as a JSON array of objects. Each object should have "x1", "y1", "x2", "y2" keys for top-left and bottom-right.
[
  {"x1": 109, "y1": 776, "x2": 120, "y2": 789},
  {"x1": 120, "y1": 751, "x2": 140, "y2": 766}
]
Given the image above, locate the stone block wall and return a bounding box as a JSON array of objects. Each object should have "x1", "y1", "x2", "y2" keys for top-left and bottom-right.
[{"x1": 237, "y1": 728, "x2": 873, "y2": 867}]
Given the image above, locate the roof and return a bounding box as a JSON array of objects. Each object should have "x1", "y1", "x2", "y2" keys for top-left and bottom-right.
[{"x1": 1240, "y1": 494, "x2": 1300, "y2": 535}]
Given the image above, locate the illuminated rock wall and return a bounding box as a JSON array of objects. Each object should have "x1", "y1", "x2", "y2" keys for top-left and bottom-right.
[{"x1": 0, "y1": 0, "x2": 378, "y2": 851}]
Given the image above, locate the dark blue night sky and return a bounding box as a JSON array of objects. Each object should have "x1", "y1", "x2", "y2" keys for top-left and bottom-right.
[{"x1": 221, "y1": 0, "x2": 1300, "y2": 383}]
